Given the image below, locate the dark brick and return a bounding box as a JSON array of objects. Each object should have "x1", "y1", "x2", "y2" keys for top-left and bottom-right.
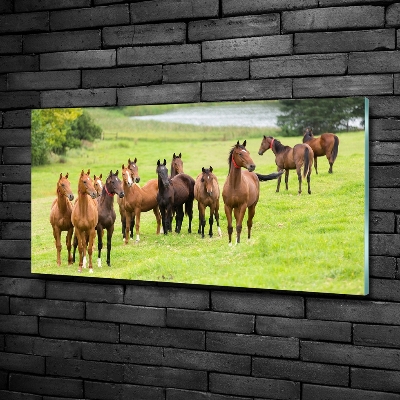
[
  {"x1": 395, "y1": 73, "x2": 400, "y2": 94},
  {"x1": 3, "y1": 147, "x2": 31, "y2": 164},
  {"x1": 0, "y1": 12, "x2": 49, "y2": 34},
  {"x1": 202, "y1": 35, "x2": 292, "y2": 61},
  {"x1": 253, "y1": 357, "x2": 349, "y2": 386},
  {"x1": 10, "y1": 297, "x2": 85, "y2": 319},
  {"x1": 125, "y1": 285, "x2": 209, "y2": 309},
  {"x1": 307, "y1": 298, "x2": 400, "y2": 324},
  {"x1": 0, "y1": 91, "x2": 40, "y2": 110},
  {"x1": 370, "y1": 233, "x2": 400, "y2": 257},
  {"x1": 371, "y1": 142, "x2": 400, "y2": 163},
  {"x1": 0, "y1": 372, "x2": 6, "y2": 390},
  {"x1": 117, "y1": 44, "x2": 201, "y2": 66},
  {"x1": 0, "y1": 296, "x2": 9, "y2": 314},
  {"x1": 3, "y1": 185, "x2": 31, "y2": 202},
  {"x1": 189, "y1": 14, "x2": 280, "y2": 42},
  {"x1": 368, "y1": 278, "x2": 400, "y2": 302},
  {"x1": 24, "y1": 30, "x2": 101, "y2": 53},
  {"x1": 295, "y1": 29, "x2": 396, "y2": 54},
  {"x1": 163, "y1": 348, "x2": 251, "y2": 374},
  {"x1": 8, "y1": 71, "x2": 81, "y2": 91},
  {"x1": 202, "y1": 78, "x2": 292, "y2": 101},
  {"x1": 251, "y1": 53, "x2": 347, "y2": 78},
  {"x1": 369, "y1": 256, "x2": 396, "y2": 278},
  {"x1": 166, "y1": 388, "x2": 252, "y2": 400},
  {"x1": 41, "y1": 88, "x2": 117, "y2": 108},
  {"x1": 120, "y1": 324, "x2": 205, "y2": 350},
  {"x1": 212, "y1": 291, "x2": 304, "y2": 317},
  {"x1": 349, "y1": 51, "x2": 400, "y2": 74},
  {"x1": 0, "y1": 390, "x2": 42, "y2": 400},
  {"x1": 370, "y1": 118, "x2": 400, "y2": 141},
  {"x1": 207, "y1": 332, "x2": 299, "y2": 358},
  {"x1": 0, "y1": 0, "x2": 12, "y2": 13},
  {"x1": 15, "y1": 0, "x2": 91, "y2": 12},
  {"x1": 370, "y1": 211, "x2": 395, "y2": 232},
  {"x1": 103, "y1": 22, "x2": 186, "y2": 48},
  {"x1": 0, "y1": 315, "x2": 38, "y2": 334},
  {"x1": 386, "y1": 3, "x2": 400, "y2": 27},
  {"x1": 3, "y1": 110, "x2": 31, "y2": 128},
  {"x1": 256, "y1": 315, "x2": 351, "y2": 342},
  {"x1": 209, "y1": 373, "x2": 300, "y2": 399},
  {"x1": 354, "y1": 323, "x2": 400, "y2": 348},
  {"x1": 125, "y1": 364, "x2": 208, "y2": 391},
  {"x1": 0, "y1": 167, "x2": 31, "y2": 184},
  {"x1": 82, "y1": 66, "x2": 162, "y2": 88},
  {"x1": 0, "y1": 129, "x2": 30, "y2": 146},
  {"x1": 282, "y1": 6, "x2": 385, "y2": 33},
  {"x1": 0, "y1": 205, "x2": 30, "y2": 221},
  {"x1": 303, "y1": 384, "x2": 400, "y2": 400},
  {"x1": 352, "y1": 368, "x2": 400, "y2": 393},
  {"x1": 9, "y1": 373, "x2": 83, "y2": 397},
  {"x1": 302, "y1": 341, "x2": 400, "y2": 370},
  {"x1": 50, "y1": 4, "x2": 129, "y2": 30},
  {"x1": 118, "y1": 83, "x2": 201, "y2": 106},
  {"x1": 293, "y1": 75, "x2": 393, "y2": 98},
  {"x1": 163, "y1": 61, "x2": 249, "y2": 83},
  {"x1": 167, "y1": 308, "x2": 254, "y2": 333},
  {"x1": 130, "y1": 0, "x2": 219, "y2": 23},
  {"x1": 0, "y1": 259, "x2": 31, "y2": 278},
  {"x1": 40, "y1": 317, "x2": 119, "y2": 342},
  {"x1": 369, "y1": 96, "x2": 400, "y2": 117},
  {"x1": 371, "y1": 165, "x2": 400, "y2": 187},
  {"x1": 0, "y1": 55, "x2": 38, "y2": 74},
  {"x1": 0, "y1": 277, "x2": 44, "y2": 297},
  {"x1": 0, "y1": 35, "x2": 23, "y2": 55},
  {"x1": 0, "y1": 352, "x2": 45, "y2": 374},
  {"x1": 85, "y1": 381, "x2": 164, "y2": 400},
  {"x1": 222, "y1": 0, "x2": 318, "y2": 17},
  {"x1": 46, "y1": 281, "x2": 124, "y2": 303},
  {"x1": 82, "y1": 341, "x2": 162, "y2": 365}
]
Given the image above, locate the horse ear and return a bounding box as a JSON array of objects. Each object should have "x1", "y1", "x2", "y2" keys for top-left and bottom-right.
[
  {"x1": 264, "y1": 135, "x2": 266, "y2": 139},
  {"x1": 210, "y1": 166, "x2": 213, "y2": 172},
  {"x1": 128, "y1": 158, "x2": 131, "y2": 164},
  {"x1": 134, "y1": 157, "x2": 137, "y2": 163},
  {"x1": 99, "y1": 173, "x2": 102, "y2": 179},
  {"x1": 236, "y1": 140, "x2": 240, "y2": 147},
  {"x1": 115, "y1": 170, "x2": 119, "y2": 176},
  {"x1": 243, "y1": 140, "x2": 246, "y2": 147},
  {"x1": 173, "y1": 153, "x2": 176, "y2": 159},
  {"x1": 163, "y1": 159, "x2": 166, "y2": 166},
  {"x1": 87, "y1": 169, "x2": 90, "y2": 175},
  {"x1": 202, "y1": 167, "x2": 205, "y2": 172},
  {"x1": 59, "y1": 173, "x2": 63, "y2": 179},
  {"x1": 66, "y1": 173, "x2": 69, "y2": 179},
  {"x1": 109, "y1": 170, "x2": 113, "y2": 176},
  {"x1": 81, "y1": 170, "x2": 84, "y2": 176},
  {"x1": 157, "y1": 160, "x2": 160, "y2": 166},
  {"x1": 179, "y1": 152, "x2": 181, "y2": 158}
]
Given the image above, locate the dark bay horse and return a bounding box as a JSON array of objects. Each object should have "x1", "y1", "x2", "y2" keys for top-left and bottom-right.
[
  {"x1": 303, "y1": 127, "x2": 339, "y2": 174},
  {"x1": 50, "y1": 173, "x2": 74, "y2": 266},
  {"x1": 222, "y1": 140, "x2": 260, "y2": 245},
  {"x1": 170, "y1": 152, "x2": 184, "y2": 178},
  {"x1": 258, "y1": 136, "x2": 314, "y2": 195},
  {"x1": 156, "y1": 159, "x2": 195, "y2": 235},
  {"x1": 194, "y1": 166, "x2": 221, "y2": 238},
  {"x1": 71, "y1": 170, "x2": 98, "y2": 273},
  {"x1": 95, "y1": 170, "x2": 124, "y2": 267},
  {"x1": 121, "y1": 162, "x2": 161, "y2": 244}
]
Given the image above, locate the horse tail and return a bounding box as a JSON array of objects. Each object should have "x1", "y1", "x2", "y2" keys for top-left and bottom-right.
[
  {"x1": 256, "y1": 171, "x2": 284, "y2": 181},
  {"x1": 331, "y1": 135, "x2": 339, "y2": 163},
  {"x1": 303, "y1": 146, "x2": 311, "y2": 179},
  {"x1": 184, "y1": 175, "x2": 195, "y2": 216}
]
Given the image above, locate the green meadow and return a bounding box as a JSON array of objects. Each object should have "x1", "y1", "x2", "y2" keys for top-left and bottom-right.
[{"x1": 31, "y1": 104, "x2": 367, "y2": 295}]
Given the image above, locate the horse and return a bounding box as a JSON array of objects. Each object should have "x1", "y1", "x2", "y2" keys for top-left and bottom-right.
[
  {"x1": 49, "y1": 173, "x2": 75, "y2": 266},
  {"x1": 121, "y1": 162, "x2": 161, "y2": 244},
  {"x1": 71, "y1": 170, "x2": 98, "y2": 273},
  {"x1": 302, "y1": 127, "x2": 339, "y2": 174},
  {"x1": 117, "y1": 158, "x2": 139, "y2": 239},
  {"x1": 222, "y1": 140, "x2": 261, "y2": 245},
  {"x1": 194, "y1": 166, "x2": 222, "y2": 238},
  {"x1": 170, "y1": 152, "x2": 184, "y2": 178},
  {"x1": 95, "y1": 170, "x2": 124, "y2": 267},
  {"x1": 93, "y1": 174, "x2": 103, "y2": 197},
  {"x1": 156, "y1": 159, "x2": 195, "y2": 235},
  {"x1": 258, "y1": 136, "x2": 314, "y2": 195}
]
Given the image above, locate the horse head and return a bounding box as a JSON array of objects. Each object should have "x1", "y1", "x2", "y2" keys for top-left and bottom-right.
[
  {"x1": 121, "y1": 164, "x2": 134, "y2": 188},
  {"x1": 128, "y1": 157, "x2": 140, "y2": 183},
  {"x1": 105, "y1": 170, "x2": 125, "y2": 198},
  {"x1": 303, "y1": 127, "x2": 314, "y2": 142},
  {"x1": 231, "y1": 140, "x2": 256, "y2": 172},
  {"x1": 201, "y1": 166, "x2": 215, "y2": 196},
  {"x1": 156, "y1": 159, "x2": 170, "y2": 188},
  {"x1": 78, "y1": 169, "x2": 97, "y2": 199},
  {"x1": 93, "y1": 173, "x2": 103, "y2": 197},
  {"x1": 171, "y1": 152, "x2": 184, "y2": 175},
  {"x1": 258, "y1": 135, "x2": 274, "y2": 155},
  {"x1": 57, "y1": 172, "x2": 74, "y2": 201}
]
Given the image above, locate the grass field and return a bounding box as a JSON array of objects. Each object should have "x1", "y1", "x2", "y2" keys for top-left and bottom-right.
[{"x1": 31, "y1": 105, "x2": 367, "y2": 295}]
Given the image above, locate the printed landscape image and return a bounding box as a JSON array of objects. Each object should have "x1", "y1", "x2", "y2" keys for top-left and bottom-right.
[{"x1": 31, "y1": 98, "x2": 368, "y2": 295}]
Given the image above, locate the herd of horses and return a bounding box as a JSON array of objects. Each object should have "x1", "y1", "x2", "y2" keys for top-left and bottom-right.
[{"x1": 49, "y1": 129, "x2": 339, "y2": 273}]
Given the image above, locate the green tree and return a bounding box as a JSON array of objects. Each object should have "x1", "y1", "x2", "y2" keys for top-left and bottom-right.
[
  {"x1": 66, "y1": 111, "x2": 102, "y2": 148},
  {"x1": 277, "y1": 98, "x2": 365, "y2": 137}
]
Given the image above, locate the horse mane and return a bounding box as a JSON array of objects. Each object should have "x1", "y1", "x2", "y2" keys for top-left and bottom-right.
[
  {"x1": 227, "y1": 143, "x2": 246, "y2": 174},
  {"x1": 271, "y1": 138, "x2": 287, "y2": 153}
]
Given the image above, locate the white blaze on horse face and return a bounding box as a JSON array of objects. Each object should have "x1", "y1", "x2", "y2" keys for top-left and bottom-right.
[
  {"x1": 97, "y1": 179, "x2": 103, "y2": 190},
  {"x1": 126, "y1": 170, "x2": 133, "y2": 186}
]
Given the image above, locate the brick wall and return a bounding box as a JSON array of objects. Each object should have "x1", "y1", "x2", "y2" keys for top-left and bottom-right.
[{"x1": 1, "y1": 0, "x2": 400, "y2": 399}]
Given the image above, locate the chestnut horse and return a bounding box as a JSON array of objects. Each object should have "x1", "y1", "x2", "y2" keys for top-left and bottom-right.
[
  {"x1": 222, "y1": 140, "x2": 260, "y2": 245},
  {"x1": 156, "y1": 159, "x2": 195, "y2": 235},
  {"x1": 71, "y1": 170, "x2": 98, "y2": 273},
  {"x1": 258, "y1": 136, "x2": 314, "y2": 195},
  {"x1": 121, "y1": 162, "x2": 161, "y2": 244},
  {"x1": 170, "y1": 152, "x2": 184, "y2": 178},
  {"x1": 93, "y1": 174, "x2": 103, "y2": 197},
  {"x1": 303, "y1": 127, "x2": 339, "y2": 174},
  {"x1": 194, "y1": 166, "x2": 222, "y2": 238},
  {"x1": 95, "y1": 170, "x2": 124, "y2": 267},
  {"x1": 50, "y1": 173, "x2": 74, "y2": 266}
]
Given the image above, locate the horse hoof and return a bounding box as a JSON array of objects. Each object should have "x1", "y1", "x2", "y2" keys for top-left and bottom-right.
[
  {"x1": 89, "y1": 269, "x2": 93, "y2": 274},
  {"x1": 217, "y1": 227, "x2": 222, "y2": 237}
]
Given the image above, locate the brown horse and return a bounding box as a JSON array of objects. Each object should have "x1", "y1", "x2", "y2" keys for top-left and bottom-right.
[
  {"x1": 222, "y1": 140, "x2": 260, "y2": 245},
  {"x1": 170, "y1": 152, "x2": 184, "y2": 178},
  {"x1": 95, "y1": 170, "x2": 124, "y2": 267},
  {"x1": 156, "y1": 159, "x2": 195, "y2": 235},
  {"x1": 50, "y1": 173, "x2": 74, "y2": 266},
  {"x1": 194, "y1": 166, "x2": 222, "y2": 238},
  {"x1": 303, "y1": 127, "x2": 339, "y2": 174},
  {"x1": 121, "y1": 162, "x2": 161, "y2": 244},
  {"x1": 258, "y1": 136, "x2": 314, "y2": 195},
  {"x1": 71, "y1": 170, "x2": 98, "y2": 273},
  {"x1": 93, "y1": 174, "x2": 103, "y2": 197}
]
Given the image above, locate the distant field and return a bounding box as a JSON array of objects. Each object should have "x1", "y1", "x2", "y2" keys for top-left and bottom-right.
[{"x1": 31, "y1": 105, "x2": 367, "y2": 295}]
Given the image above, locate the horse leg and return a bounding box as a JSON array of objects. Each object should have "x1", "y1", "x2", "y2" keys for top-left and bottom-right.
[
  {"x1": 106, "y1": 225, "x2": 114, "y2": 267},
  {"x1": 208, "y1": 206, "x2": 214, "y2": 238},
  {"x1": 124, "y1": 212, "x2": 132, "y2": 245},
  {"x1": 66, "y1": 227, "x2": 73, "y2": 265},
  {"x1": 247, "y1": 204, "x2": 256, "y2": 239},
  {"x1": 121, "y1": 215, "x2": 126, "y2": 240},
  {"x1": 187, "y1": 200, "x2": 193, "y2": 234},
  {"x1": 153, "y1": 207, "x2": 162, "y2": 234},
  {"x1": 130, "y1": 215, "x2": 135, "y2": 238},
  {"x1": 72, "y1": 234, "x2": 78, "y2": 263},
  {"x1": 285, "y1": 169, "x2": 290, "y2": 191},
  {"x1": 96, "y1": 226, "x2": 103, "y2": 268},
  {"x1": 297, "y1": 167, "x2": 302, "y2": 195},
  {"x1": 215, "y1": 204, "x2": 222, "y2": 237},
  {"x1": 75, "y1": 231, "x2": 84, "y2": 273},
  {"x1": 234, "y1": 205, "x2": 247, "y2": 244},
  {"x1": 314, "y1": 156, "x2": 318, "y2": 175},
  {"x1": 276, "y1": 171, "x2": 282, "y2": 192},
  {"x1": 307, "y1": 169, "x2": 312, "y2": 194},
  {"x1": 224, "y1": 204, "x2": 234, "y2": 245},
  {"x1": 198, "y1": 203, "x2": 206, "y2": 238},
  {"x1": 134, "y1": 209, "x2": 141, "y2": 242},
  {"x1": 87, "y1": 228, "x2": 96, "y2": 273},
  {"x1": 52, "y1": 226, "x2": 62, "y2": 266},
  {"x1": 175, "y1": 205, "x2": 183, "y2": 233}
]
